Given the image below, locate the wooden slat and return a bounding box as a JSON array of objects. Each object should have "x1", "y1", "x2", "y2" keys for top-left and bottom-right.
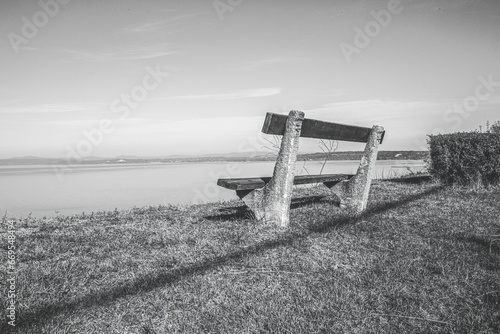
[
  {"x1": 262, "y1": 112, "x2": 384, "y2": 143},
  {"x1": 217, "y1": 178, "x2": 267, "y2": 190},
  {"x1": 293, "y1": 174, "x2": 351, "y2": 185},
  {"x1": 217, "y1": 174, "x2": 352, "y2": 191}
]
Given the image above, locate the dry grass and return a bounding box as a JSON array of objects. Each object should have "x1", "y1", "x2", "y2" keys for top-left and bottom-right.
[{"x1": 1, "y1": 179, "x2": 499, "y2": 333}]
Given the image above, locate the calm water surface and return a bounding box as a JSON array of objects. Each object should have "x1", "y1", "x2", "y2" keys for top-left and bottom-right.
[{"x1": 0, "y1": 160, "x2": 425, "y2": 218}]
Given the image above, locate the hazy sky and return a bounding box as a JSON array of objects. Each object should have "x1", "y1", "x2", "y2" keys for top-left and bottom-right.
[{"x1": 1, "y1": 0, "x2": 499, "y2": 158}]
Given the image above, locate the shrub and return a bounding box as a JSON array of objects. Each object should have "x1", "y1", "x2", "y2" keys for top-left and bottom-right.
[
  {"x1": 490, "y1": 120, "x2": 500, "y2": 134},
  {"x1": 428, "y1": 132, "x2": 500, "y2": 187}
]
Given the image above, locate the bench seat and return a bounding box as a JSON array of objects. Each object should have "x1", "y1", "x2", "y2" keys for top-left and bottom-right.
[{"x1": 218, "y1": 174, "x2": 353, "y2": 198}]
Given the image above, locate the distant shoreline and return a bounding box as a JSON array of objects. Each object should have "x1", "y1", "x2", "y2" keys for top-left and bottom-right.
[{"x1": 0, "y1": 150, "x2": 428, "y2": 166}]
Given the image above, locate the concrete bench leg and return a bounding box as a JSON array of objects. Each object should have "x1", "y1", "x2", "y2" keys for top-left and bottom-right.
[
  {"x1": 329, "y1": 125, "x2": 384, "y2": 214},
  {"x1": 240, "y1": 110, "x2": 304, "y2": 227}
]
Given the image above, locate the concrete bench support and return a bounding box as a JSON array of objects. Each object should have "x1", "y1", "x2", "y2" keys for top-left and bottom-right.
[
  {"x1": 240, "y1": 110, "x2": 304, "y2": 227},
  {"x1": 328, "y1": 125, "x2": 385, "y2": 214}
]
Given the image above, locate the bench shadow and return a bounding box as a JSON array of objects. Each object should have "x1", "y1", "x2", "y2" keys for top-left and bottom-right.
[
  {"x1": 384, "y1": 174, "x2": 432, "y2": 184},
  {"x1": 204, "y1": 205, "x2": 251, "y2": 220},
  {"x1": 455, "y1": 235, "x2": 500, "y2": 254},
  {"x1": 205, "y1": 195, "x2": 329, "y2": 221},
  {"x1": 290, "y1": 195, "x2": 334, "y2": 209},
  {"x1": 11, "y1": 184, "x2": 445, "y2": 331}
]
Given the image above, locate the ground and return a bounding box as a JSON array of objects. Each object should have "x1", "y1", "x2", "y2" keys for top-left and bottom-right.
[{"x1": 1, "y1": 179, "x2": 499, "y2": 333}]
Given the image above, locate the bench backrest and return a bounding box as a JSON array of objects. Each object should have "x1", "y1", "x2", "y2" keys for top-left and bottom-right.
[{"x1": 261, "y1": 112, "x2": 385, "y2": 144}]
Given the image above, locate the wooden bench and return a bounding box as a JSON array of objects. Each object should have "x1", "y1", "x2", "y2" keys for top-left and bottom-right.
[{"x1": 217, "y1": 110, "x2": 385, "y2": 227}]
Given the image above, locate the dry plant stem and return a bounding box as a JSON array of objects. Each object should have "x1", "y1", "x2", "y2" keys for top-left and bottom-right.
[
  {"x1": 227, "y1": 269, "x2": 308, "y2": 275},
  {"x1": 473, "y1": 290, "x2": 500, "y2": 299},
  {"x1": 368, "y1": 313, "x2": 449, "y2": 325},
  {"x1": 263, "y1": 135, "x2": 282, "y2": 152},
  {"x1": 318, "y1": 139, "x2": 338, "y2": 175}
]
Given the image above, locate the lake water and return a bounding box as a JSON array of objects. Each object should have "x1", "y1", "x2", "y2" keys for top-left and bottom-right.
[{"x1": 0, "y1": 160, "x2": 425, "y2": 218}]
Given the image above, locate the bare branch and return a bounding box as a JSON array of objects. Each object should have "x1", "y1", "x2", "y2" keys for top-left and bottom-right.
[
  {"x1": 262, "y1": 135, "x2": 281, "y2": 152},
  {"x1": 318, "y1": 139, "x2": 338, "y2": 175},
  {"x1": 368, "y1": 313, "x2": 449, "y2": 325}
]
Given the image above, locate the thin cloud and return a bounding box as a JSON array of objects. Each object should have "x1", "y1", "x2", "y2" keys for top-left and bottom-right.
[
  {"x1": 0, "y1": 103, "x2": 101, "y2": 114},
  {"x1": 412, "y1": 0, "x2": 477, "y2": 11},
  {"x1": 320, "y1": 99, "x2": 440, "y2": 110},
  {"x1": 12, "y1": 46, "x2": 39, "y2": 52},
  {"x1": 159, "y1": 88, "x2": 282, "y2": 101},
  {"x1": 121, "y1": 13, "x2": 202, "y2": 34},
  {"x1": 236, "y1": 57, "x2": 310, "y2": 71},
  {"x1": 305, "y1": 99, "x2": 446, "y2": 124},
  {"x1": 122, "y1": 20, "x2": 165, "y2": 33},
  {"x1": 61, "y1": 44, "x2": 180, "y2": 62},
  {"x1": 327, "y1": 90, "x2": 346, "y2": 98}
]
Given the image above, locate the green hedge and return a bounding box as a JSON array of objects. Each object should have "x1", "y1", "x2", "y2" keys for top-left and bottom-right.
[{"x1": 428, "y1": 132, "x2": 500, "y2": 186}]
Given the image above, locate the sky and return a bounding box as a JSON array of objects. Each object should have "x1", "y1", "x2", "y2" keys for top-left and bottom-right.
[{"x1": 1, "y1": 0, "x2": 499, "y2": 159}]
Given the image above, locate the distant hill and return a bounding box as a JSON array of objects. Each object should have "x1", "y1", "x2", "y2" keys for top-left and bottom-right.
[
  {"x1": 298, "y1": 150, "x2": 429, "y2": 161},
  {"x1": 197, "y1": 151, "x2": 271, "y2": 158},
  {"x1": 1, "y1": 157, "x2": 65, "y2": 165},
  {"x1": 0, "y1": 151, "x2": 428, "y2": 166}
]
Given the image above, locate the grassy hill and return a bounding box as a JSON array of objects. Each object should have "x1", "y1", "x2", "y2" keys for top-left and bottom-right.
[{"x1": 2, "y1": 179, "x2": 499, "y2": 333}]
